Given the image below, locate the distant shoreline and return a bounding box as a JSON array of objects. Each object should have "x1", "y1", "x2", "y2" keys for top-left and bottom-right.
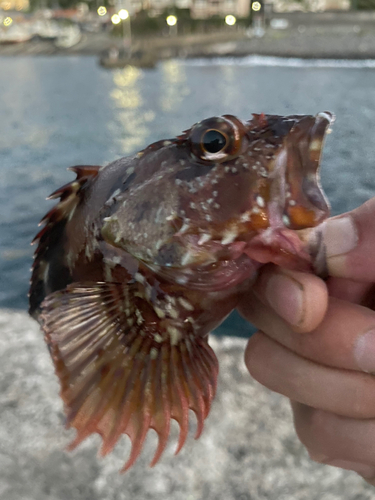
[{"x1": 1, "y1": 22, "x2": 375, "y2": 61}]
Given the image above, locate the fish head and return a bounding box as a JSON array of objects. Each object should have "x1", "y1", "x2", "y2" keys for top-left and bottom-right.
[{"x1": 101, "y1": 112, "x2": 333, "y2": 289}]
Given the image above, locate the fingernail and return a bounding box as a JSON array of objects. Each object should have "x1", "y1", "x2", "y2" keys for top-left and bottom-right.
[
  {"x1": 327, "y1": 459, "x2": 375, "y2": 478},
  {"x1": 323, "y1": 216, "x2": 358, "y2": 259},
  {"x1": 265, "y1": 273, "x2": 304, "y2": 326},
  {"x1": 354, "y1": 329, "x2": 375, "y2": 373}
]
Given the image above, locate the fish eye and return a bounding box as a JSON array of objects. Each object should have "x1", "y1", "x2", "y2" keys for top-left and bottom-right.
[
  {"x1": 201, "y1": 129, "x2": 228, "y2": 154},
  {"x1": 189, "y1": 115, "x2": 245, "y2": 163}
]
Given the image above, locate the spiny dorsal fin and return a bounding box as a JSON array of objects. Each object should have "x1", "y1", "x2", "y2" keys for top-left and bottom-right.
[
  {"x1": 40, "y1": 281, "x2": 218, "y2": 471},
  {"x1": 29, "y1": 166, "x2": 100, "y2": 318}
]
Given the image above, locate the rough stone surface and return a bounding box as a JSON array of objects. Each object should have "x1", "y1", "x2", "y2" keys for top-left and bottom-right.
[{"x1": 1, "y1": 309, "x2": 373, "y2": 500}]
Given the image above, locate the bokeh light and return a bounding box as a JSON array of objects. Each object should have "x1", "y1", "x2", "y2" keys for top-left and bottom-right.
[
  {"x1": 111, "y1": 13, "x2": 121, "y2": 24},
  {"x1": 252, "y1": 1, "x2": 261, "y2": 10},
  {"x1": 97, "y1": 6, "x2": 107, "y2": 16},
  {"x1": 166, "y1": 15, "x2": 177, "y2": 26},
  {"x1": 3, "y1": 16, "x2": 13, "y2": 26},
  {"x1": 225, "y1": 15, "x2": 236, "y2": 26},
  {"x1": 118, "y1": 9, "x2": 129, "y2": 19}
]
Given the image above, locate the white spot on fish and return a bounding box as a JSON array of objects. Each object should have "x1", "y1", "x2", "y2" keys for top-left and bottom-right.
[
  {"x1": 167, "y1": 306, "x2": 179, "y2": 319},
  {"x1": 240, "y1": 212, "x2": 251, "y2": 222},
  {"x1": 126, "y1": 166, "x2": 135, "y2": 175},
  {"x1": 167, "y1": 325, "x2": 181, "y2": 346},
  {"x1": 154, "y1": 306, "x2": 165, "y2": 319},
  {"x1": 177, "y1": 221, "x2": 191, "y2": 235},
  {"x1": 283, "y1": 215, "x2": 291, "y2": 226},
  {"x1": 256, "y1": 196, "x2": 265, "y2": 208},
  {"x1": 176, "y1": 275, "x2": 188, "y2": 285},
  {"x1": 135, "y1": 309, "x2": 144, "y2": 325},
  {"x1": 181, "y1": 251, "x2": 195, "y2": 266},
  {"x1": 289, "y1": 199, "x2": 296, "y2": 206},
  {"x1": 134, "y1": 272, "x2": 145, "y2": 284},
  {"x1": 198, "y1": 233, "x2": 211, "y2": 245},
  {"x1": 150, "y1": 348, "x2": 158, "y2": 360},
  {"x1": 155, "y1": 239, "x2": 164, "y2": 250},
  {"x1": 310, "y1": 139, "x2": 322, "y2": 151},
  {"x1": 221, "y1": 228, "x2": 238, "y2": 245},
  {"x1": 178, "y1": 297, "x2": 194, "y2": 311},
  {"x1": 163, "y1": 140, "x2": 172, "y2": 146}
]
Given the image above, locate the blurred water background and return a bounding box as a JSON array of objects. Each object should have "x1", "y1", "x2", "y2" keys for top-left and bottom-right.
[{"x1": 1, "y1": 55, "x2": 375, "y2": 334}]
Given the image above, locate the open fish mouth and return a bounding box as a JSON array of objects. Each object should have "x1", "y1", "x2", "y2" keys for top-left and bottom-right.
[
  {"x1": 262, "y1": 110, "x2": 333, "y2": 234},
  {"x1": 281, "y1": 111, "x2": 334, "y2": 229}
]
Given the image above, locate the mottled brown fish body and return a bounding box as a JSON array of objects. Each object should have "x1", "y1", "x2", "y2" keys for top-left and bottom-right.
[{"x1": 29, "y1": 112, "x2": 333, "y2": 470}]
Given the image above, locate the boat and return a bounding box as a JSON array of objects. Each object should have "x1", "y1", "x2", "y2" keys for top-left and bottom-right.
[{"x1": 99, "y1": 47, "x2": 157, "y2": 69}]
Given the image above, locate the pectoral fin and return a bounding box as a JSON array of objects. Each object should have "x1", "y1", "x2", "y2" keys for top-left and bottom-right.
[{"x1": 40, "y1": 282, "x2": 218, "y2": 471}]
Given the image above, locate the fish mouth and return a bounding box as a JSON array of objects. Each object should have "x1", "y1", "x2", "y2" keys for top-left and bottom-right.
[{"x1": 281, "y1": 111, "x2": 334, "y2": 229}]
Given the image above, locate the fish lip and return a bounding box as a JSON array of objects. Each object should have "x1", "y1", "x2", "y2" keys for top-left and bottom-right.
[
  {"x1": 304, "y1": 111, "x2": 334, "y2": 214},
  {"x1": 281, "y1": 111, "x2": 334, "y2": 229}
]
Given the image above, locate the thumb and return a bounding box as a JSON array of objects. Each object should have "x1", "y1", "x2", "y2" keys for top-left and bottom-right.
[{"x1": 322, "y1": 197, "x2": 375, "y2": 281}]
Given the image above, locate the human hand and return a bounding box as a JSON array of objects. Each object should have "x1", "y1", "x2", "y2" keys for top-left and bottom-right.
[{"x1": 238, "y1": 197, "x2": 375, "y2": 484}]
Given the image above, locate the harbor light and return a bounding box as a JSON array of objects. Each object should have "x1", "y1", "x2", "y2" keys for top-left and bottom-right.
[
  {"x1": 111, "y1": 13, "x2": 121, "y2": 24},
  {"x1": 166, "y1": 15, "x2": 177, "y2": 26},
  {"x1": 3, "y1": 16, "x2": 13, "y2": 26},
  {"x1": 97, "y1": 6, "x2": 107, "y2": 16},
  {"x1": 251, "y1": 1, "x2": 261, "y2": 10},
  {"x1": 118, "y1": 9, "x2": 129, "y2": 19},
  {"x1": 225, "y1": 14, "x2": 236, "y2": 26}
]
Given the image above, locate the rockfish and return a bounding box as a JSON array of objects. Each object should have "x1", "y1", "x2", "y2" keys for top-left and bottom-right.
[{"x1": 29, "y1": 112, "x2": 333, "y2": 471}]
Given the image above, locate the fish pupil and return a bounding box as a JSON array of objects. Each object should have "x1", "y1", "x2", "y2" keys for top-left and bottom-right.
[{"x1": 202, "y1": 130, "x2": 227, "y2": 154}]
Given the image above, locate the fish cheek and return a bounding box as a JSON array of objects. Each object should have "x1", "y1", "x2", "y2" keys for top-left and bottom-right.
[{"x1": 211, "y1": 174, "x2": 255, "y2": 221}]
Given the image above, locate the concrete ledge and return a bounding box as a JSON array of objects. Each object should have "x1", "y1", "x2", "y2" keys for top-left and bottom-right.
[{"x1": 0, "y1": 309, "x2": 373, "y2": 499}]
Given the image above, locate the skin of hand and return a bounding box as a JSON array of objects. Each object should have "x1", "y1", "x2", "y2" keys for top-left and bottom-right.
[{"x1": 238, "y1": 197, "x2": 375, "y2": 484}]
